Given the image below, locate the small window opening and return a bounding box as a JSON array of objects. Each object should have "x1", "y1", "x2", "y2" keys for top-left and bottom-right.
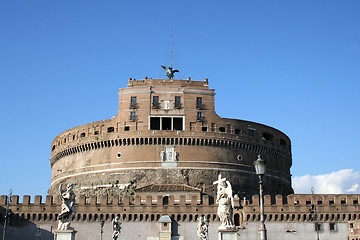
[
  {"x1": 211, "y1": 123, "x2": 215, "y2": 132},
  {"x1": 235, "y1": 129, "x2": 240, "y2": 134},
  {"x1": 152, "y1": 96, "x2": 160, "y2": 109},
  {"x1": 80, "y1": 133, "x2": 85, "y2": 138},
  {"x1": 129, "y1": 112, "x2": 136, "y2": 121},
  {"x1": 202, "y1": 127, "x2": 207, "y2": 132},
  {"x1": 163, "y1": 196, "x2": 169, "y2": 205},
  {"x1": 262, "y1": 132, "x2": 273, "y2": 141},
  {"x1": 94, "y1": 131, "x2": 99, "y2": 135},
  {"x1": 124, "y1": 126, "x2": 130, "y2": 131},
  {"x1": 219, "y1": 127, "x2": 225, "y2": 133},
  {"x1": 174, "y1": 96, "x2": 181, "y2": 108},
  {"x1": 107, "y1": 127, "x2": 114, "y2": 133},
  {"x1": 227, "y1": 124, "x2": 231, "y2": 133},
  {"x1": 249, "y1": 129, "x2": 255, "y2": 138},
  {"x1": 315, "y1": 223, "x2": 322, "y2": 231},
  {"x1": 130, "y1": 96, "x2": 137, "y2": 109},
  {"x1": 197, "y1": 112, "x2": 203, "y2": 121},
  {"x1": 196, "y1": 97, "x2": 203, "y2": 109},
  {"x1": 329, "y1": 223, "x2": 336, "y2": 231}
]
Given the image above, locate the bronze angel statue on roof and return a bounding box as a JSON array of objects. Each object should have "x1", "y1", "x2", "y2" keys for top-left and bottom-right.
[{"x1": 161, "y1": 65, "x2": 179, "y2": 79}]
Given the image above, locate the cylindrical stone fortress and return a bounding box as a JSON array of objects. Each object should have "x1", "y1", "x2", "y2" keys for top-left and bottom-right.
[{"x1": 49, "y1": 78, "x2": 293, "y2": 198}]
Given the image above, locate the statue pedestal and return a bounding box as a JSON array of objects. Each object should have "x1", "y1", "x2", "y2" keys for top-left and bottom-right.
[
  {"x1": 54, "y1": 229, "x2": 77, "y2": 240},
  {"x1": 218, "y1": 228, "x2": 238, "y2": 240}
]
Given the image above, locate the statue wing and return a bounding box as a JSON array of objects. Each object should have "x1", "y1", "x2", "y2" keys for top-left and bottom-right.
[
  {"x1": 226, "y1": 181, "x2": 234, "y2": 207},
  {"x1": 173, "y1": 70, "x2": 179, "y2": 73},
  {"x1": 58, "y1": 184, "x2": 64, "y2": 201},
  {"x1": 161, "y1": 65, "x2": 167, "y2": 70}
]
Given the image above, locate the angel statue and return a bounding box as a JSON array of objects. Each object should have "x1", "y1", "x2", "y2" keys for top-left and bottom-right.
[
  {"x1": 197, "y1": 215, "x2": 208, "y2": 240},
  {"x1": 161, "y1": 65, "x2": 179, "y2": 79},
  {"x1": 112, "y1": 216, "x2": 121, "y2": 240},
  {"x1": 58, "y1": 183, "x2": 76, "y2": 230},
  {"x1": 213, "y1": 174, "x2": 235, "y2": 229}
]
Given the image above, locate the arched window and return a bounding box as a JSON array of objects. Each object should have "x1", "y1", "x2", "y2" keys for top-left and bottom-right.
[{"x1": 163, "y1": 196, "x2": 169, "y2": 205}]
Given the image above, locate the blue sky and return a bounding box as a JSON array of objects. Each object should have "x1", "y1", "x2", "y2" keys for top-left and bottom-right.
[{"x1": 0, "y1": 1, "x2": 359, "y2": 198}]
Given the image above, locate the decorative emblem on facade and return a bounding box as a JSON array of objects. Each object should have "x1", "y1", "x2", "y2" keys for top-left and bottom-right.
[
  {"x1": 161, "y1": 146, "x2": 179, "y2": 167},
  {"x1": 164, "y1": 100, "x2": 170, "y2": 110}
]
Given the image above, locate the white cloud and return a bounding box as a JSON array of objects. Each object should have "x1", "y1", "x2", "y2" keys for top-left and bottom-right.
[{"x1": 292, "y1": 169, "x2": 360, "y2": 194}]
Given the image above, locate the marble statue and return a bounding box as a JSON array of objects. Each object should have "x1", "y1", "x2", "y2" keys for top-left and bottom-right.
[
  {"x1": 197, "y1": 215, "x2": 208, "y2": 240},
  {"x1": 58, "y1": 183, "x2": 76, "y2": 230},
  {"x1": 112, "y1": 216, "x2": 121, "y2": 240},
  {"x1": 213, "y1": 174, "x2": 235, "y2": 229}
]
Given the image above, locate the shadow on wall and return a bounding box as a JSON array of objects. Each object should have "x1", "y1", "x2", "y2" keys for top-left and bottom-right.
[
  {"x1": 171, "y1": 218, "x2": 180, "y2": 237},
  {"x1": 0, "y1": 206, "x2": 54, "y2": 240}
]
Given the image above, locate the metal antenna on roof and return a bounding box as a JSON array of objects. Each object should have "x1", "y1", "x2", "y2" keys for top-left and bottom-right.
[
  {"x1": 160, "y1": 33, "x2": 179, "y2": 79},
  {"x1": 170, "y1": 32, "x2": 173, "y2": 67}
]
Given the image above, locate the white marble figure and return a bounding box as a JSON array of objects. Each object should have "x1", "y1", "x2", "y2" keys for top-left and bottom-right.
[
  {"x1": 160, "y1": 146, "x2": 179, "y2": 162},
  {"x1": 58, "y1": 183, "x2": 76, "y2": 230},
  {"x1": 112, "y1": 216, "x2": 121, "y2": 240},
  {"x1": 213, "y1": 174, "x2": 235, "y2": 229},
  {"x1": 197, "y1": 215, "x2": 208, "y2": 240}
]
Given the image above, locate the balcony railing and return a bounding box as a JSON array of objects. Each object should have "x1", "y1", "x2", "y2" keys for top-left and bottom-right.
[
  {"x1": 196, "y1": 104, "x2": 205, "y2": 110},
  {"x1": 174, "y1": 103, "x2": 182, "y2": 109},
  {"x1": 196, "y1": 116, "x2": 205, "y2": 122},
  {"x1": 152, "y1": 103, "x2": 161, "y2": 109},
  {"x1": 129, "y1": 103, "x2": 138, "y2": 109},
  {"x1": 129, "y1": 116, "x2": 137, "y2": 122}
]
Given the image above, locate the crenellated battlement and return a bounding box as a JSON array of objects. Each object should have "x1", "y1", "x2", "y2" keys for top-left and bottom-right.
[{"x1": 1, "y1": 194, "x2": 359, "y2": 225}]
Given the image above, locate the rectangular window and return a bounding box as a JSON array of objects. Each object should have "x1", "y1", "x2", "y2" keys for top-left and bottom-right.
[
  {"x1": 197, "y1": 112, "x2": 203, "y2": 121},
  {"x1": 174, "y1": 96, "x2": 181, "y2": 108},
  {"x1": 129, "y1": 111, "x2": 136, "y2": 121},
  {"x1": 196, "y1": 97, "x2": 203, "y2": 109},
  {"x1": 329, "y1": 223, "x2": 336, "y2": 231},
  {"x1": 162, "y1": 117, "x2": 171, "y2": 130},
  {"x1": 152, "y1": 96, "x2": 160, "y2": 109},
  {"x1": 173, "y1": 117, "x2": 183, "y2": 130},
  {"x1": 249, "y1": 129, "x2": 255, "y2": 138},
  {"x1": 150, "y1": 117, "x2": 183, "y2": 131},
  {"x1": 314, "y1": 223, "x2": 322, "y2": 231},
  {"x1": 211, "y1": 123, "x2": 215, "y2": 132},
  {"x1": 227, "y1": 123, "x2": 231, "y2": 133},
  {"x1": 130, "y1": 96, "x2": 137, "y2": 109}
]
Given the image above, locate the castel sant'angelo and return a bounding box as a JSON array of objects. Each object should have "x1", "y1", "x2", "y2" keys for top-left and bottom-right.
[
  {"x1": 1, "y1": 68, "x2": 360, "y2": 240},
  {"x1": 49, "y1": 74, "x2": 293, "y2": 200}
]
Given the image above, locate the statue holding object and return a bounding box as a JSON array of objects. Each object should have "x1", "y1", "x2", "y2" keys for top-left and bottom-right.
[
  {"x1": 58, "y1": 183, "x2": 76, "y2": 230},
  {"x1": 213, "y1": 174, "x2": 235, "y2": 229}
]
